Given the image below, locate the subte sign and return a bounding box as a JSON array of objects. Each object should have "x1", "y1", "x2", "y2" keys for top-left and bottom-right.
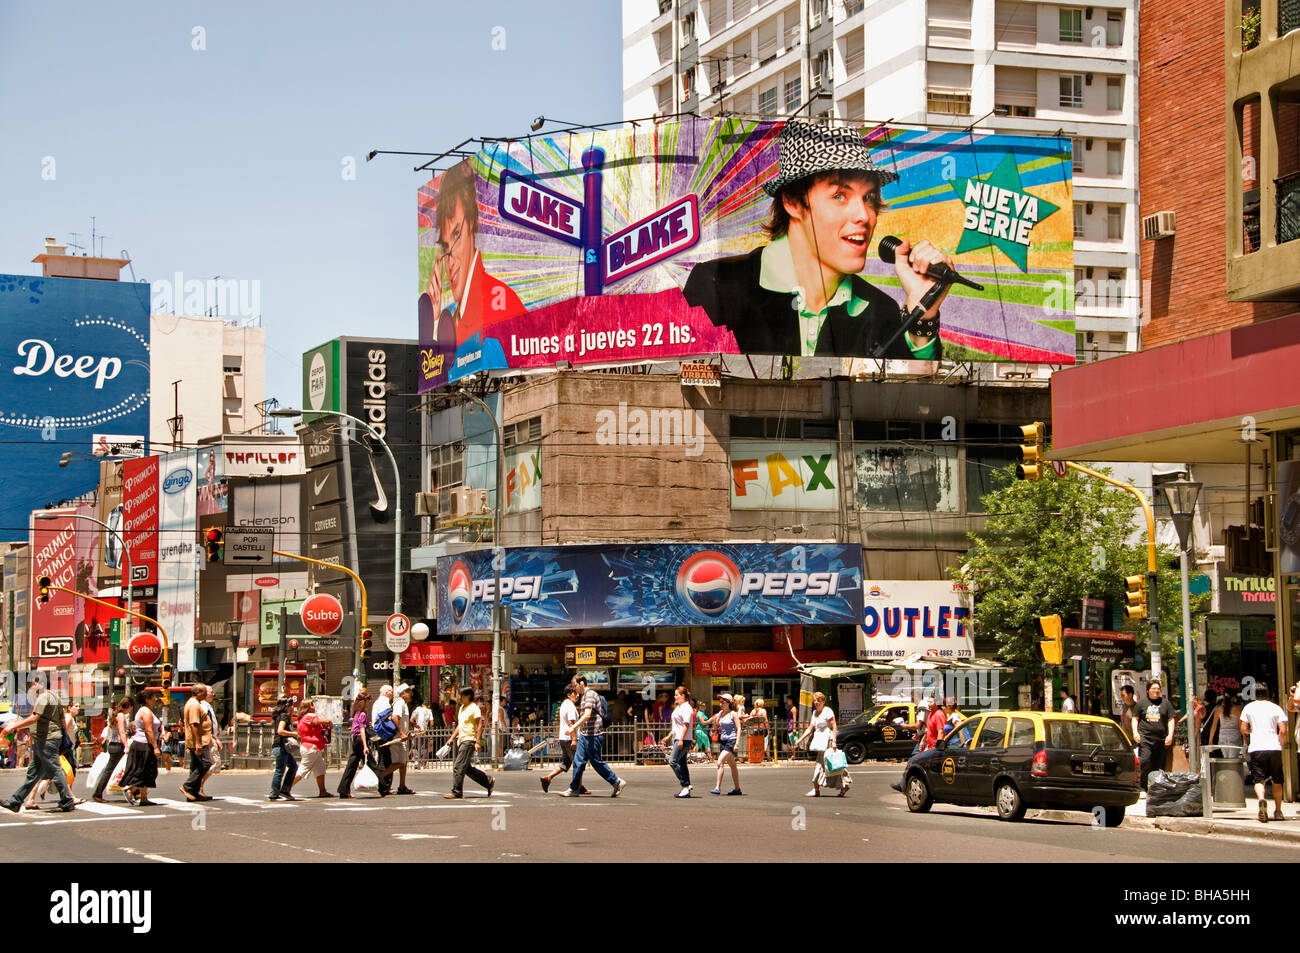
[{"x1": 385, "y1": 613, "x2": 411, "y2": 654}]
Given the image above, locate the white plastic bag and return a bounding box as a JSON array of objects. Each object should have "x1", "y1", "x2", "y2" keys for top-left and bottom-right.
[
  {"x1": 352, "y1": 763, "x2": 379, "y2": 793},
  {"x1": 435, "y1": 743, "x2": 452, "y2": 760},
  {"x1": 106, "y1": 755, "x2": 129, "y2": 791},
  {"x1": 85, "y1": 751, "x2": 111, "y2": 791}
]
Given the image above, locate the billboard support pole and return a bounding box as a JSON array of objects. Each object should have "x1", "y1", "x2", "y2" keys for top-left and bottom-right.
[
  {"x1": 457, "y1": 389, "x2": 506, "y2": 767},
  {"x1": 278, "y1": 605, "x2": 287, "y2": 699}
]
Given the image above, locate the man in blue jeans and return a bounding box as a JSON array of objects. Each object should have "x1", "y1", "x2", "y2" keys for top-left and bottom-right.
[
  {"x1": 2, "y1": 679, "x2": 82, "y2": 813},
  {"x1": 561, "y1": 675, "x2": 627, "y2": 798}
]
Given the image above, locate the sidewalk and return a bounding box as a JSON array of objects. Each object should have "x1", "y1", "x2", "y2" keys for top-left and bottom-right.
[{"x1": 1038, "y1": 794, "x2": 1300, "y2": 843}]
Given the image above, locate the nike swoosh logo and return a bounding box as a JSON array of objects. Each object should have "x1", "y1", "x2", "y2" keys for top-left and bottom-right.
[{"x1": 313, "y1": 475, "x2": 330, "y2": 495}]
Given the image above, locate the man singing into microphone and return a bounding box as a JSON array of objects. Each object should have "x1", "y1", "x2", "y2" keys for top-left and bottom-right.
[{"x1": 684, "y1": 121, "x2": 950, "y2": 358}]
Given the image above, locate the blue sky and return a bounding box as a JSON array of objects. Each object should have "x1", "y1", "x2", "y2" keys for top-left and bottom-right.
[{"x1": 0, "y1": 0, "x2": 623, "y2": 411}]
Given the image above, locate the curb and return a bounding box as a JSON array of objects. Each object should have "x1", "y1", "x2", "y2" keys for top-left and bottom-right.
[{"x1": 1031, "y1": 807, "x2": 1300, "y2": 843}]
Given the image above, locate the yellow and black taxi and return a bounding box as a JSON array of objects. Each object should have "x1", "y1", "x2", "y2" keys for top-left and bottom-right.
[
  {"x1": 901, "y1": 711, "x2": 1139, "y2": 826},
  {"x1": 836, "y1": 701, "x2": 923, "y2": 763}
]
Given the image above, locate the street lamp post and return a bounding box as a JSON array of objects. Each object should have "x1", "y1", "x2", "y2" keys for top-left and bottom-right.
[
  {"x1": 272, "y1": 408, "x2": 402, "y2": 690},
  {"x1": 457, "y1": 390, "x2": 507, "y2": 766},
  {"x1": 37, "y1": 511, "x2": 133, "y2": 696},
  {"x1": 1162, "y1": 478, "x2": 1202, "y2": 766}
]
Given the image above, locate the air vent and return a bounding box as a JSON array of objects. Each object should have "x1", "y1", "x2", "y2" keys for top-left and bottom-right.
[{"x1": 1141, "y1": 210, "x2": 1176, "y2": 240}]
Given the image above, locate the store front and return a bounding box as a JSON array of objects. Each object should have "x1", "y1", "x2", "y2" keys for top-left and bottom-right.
[{"x1": 1206, "y1": 566, "x2": 1296, "y2": 700}]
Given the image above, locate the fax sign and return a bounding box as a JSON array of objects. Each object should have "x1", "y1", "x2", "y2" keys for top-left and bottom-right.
[{"x1": 223, "y1": 526, "x2": 274, "y2": 567}]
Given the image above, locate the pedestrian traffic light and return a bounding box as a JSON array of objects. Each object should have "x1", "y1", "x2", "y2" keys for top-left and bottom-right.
[
  {"x1": 38, "y1": 575, "x2": 51, "y2": 603},
  {"x1": 360, "y1": 627, "x2": 373, "y2": 659},
  {"x1": 1124, "y1": 574, "x2": 1148, "y2": 620},
  {"x1": 1037, "y1": 614, "x2": 1064, "y2": 665},
  {"x1": 1016, "y1": 421, "x2": 1046, "y2": 482},
  {"x1": 205, "y1": 527, "x2": 223, "y2": 563}
]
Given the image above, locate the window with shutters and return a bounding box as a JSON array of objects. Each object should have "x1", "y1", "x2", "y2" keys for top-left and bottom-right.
[
  {"x1": 813, "y1": 49, "x2": 831, "y2": 86},
  {"x1": 757, "y1": 18, "x2": 778, "y2": 63},
  {"x1": 784, "y1": 7, "x2": 801, "y2": 49},
  {"x1": 656, "y1": 27, "x2": 673, "y2": 65},
  {"x1": 759, "y1": 86, "x2": 778, "y2": 115},
  {"x1": 841, "y1": 94, "x2": 865, "y2": 121},
  {"x1": 1072, "y1": 138, "x2": 1085, "y2": 173},
  {"x1": 1107, "y1": 140, "x2": 1123, "y2": 176},
  {"x1": 928, "y1": 62, "x2": 972, "y2": 115},
  {"x1": 1107, "y1": 205, "x2": 1123, "y2": 240},
  {"x1": 1107, "y1": 76, "x2": 1123, "y2": 111},
  {"x1": 995, "y1": 0, "x2": 1037, "y2": 48},
  {"x1": 1106, "y1": 10, "x2": 1123, "y2": 46},
  {"x1": 928, "y1": 0, "x2": 972, "y2": 47},
  {"x1": 681, "y1": 69, "x2": 694, "y2": 101},
  {"x1": 708, "y1": 0, "x2": 727, "y2": 36},
  {"x1": 656, "y1": 80, "x2": 673, "y2": 114},
  {"x1": 733, "y1": 0, "x2": 752, "y2": 18},
  {"x1": 994, "y1": 66, "x2": 1037, "y2": 115},
  {"x1": 843, "y1": 32, "x2": 864, "y2": 75},
  {"x1": 810, "y1": 0, "x2": 828, "y2": 26},
  {"x1": 682, "y1": 11, "x2": 696, "y2": 44},
  {"x1": 1074, "y1": 204, "x2": 1085, "y2": 239},
  {"x1": 1059, "y1": 74, "x2": 1084, "y2": 108}
]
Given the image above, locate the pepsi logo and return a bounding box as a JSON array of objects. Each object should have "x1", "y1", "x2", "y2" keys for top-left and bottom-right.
[
  {"x1": 675, "y1": 551, "x2": 740, "y2": 618},
  {"x1": 447, "y1": 560, "x2": 471, "y2": 622}
]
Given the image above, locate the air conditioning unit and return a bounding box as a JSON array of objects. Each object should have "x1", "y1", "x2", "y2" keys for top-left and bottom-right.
[
  {"x1": 447, "y1": 487, "x2": 490, "y2": 518},
  {"x1": 414, "y1": 491, "x2": 438, "y2": 517},
  {"x1": 1141, "y1": 210, "x2": 1176, "y2": 240}
]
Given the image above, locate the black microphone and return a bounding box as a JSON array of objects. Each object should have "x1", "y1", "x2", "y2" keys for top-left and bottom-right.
[{"x1": 878, "y1": 235, "x2": 984, "y2": 291}]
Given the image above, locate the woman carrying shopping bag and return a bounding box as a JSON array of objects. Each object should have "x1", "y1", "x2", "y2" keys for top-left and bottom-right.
[
  {"x1": 337, "y1": 691, "x2": 372, "y2": 798},
  {"x1": 92, "y1": 697, "x2": 133, "y2": 802},
  {"x1": 795, "y1": 692, "x2": 850, "y2": 797}
]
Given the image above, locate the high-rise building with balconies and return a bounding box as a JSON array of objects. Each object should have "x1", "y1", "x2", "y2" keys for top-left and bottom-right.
[{"x1": 622, "y1": 0, "x2": 1140, "y2": 362}]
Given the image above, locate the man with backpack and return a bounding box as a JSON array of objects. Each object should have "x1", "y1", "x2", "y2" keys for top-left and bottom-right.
[
  {"x1": 561, "y1": 674, "x2": 627, "y2": 798},
  {"x1": 370, "y1": 685, "x2": 396, "y2": 797}
]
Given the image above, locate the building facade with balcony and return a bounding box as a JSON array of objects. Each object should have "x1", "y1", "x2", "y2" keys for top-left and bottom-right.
[
  {"x1": 622, "y1": 0, "x2": 1141, "y2": 363},
  {"x1": 1050, "y1": 0, "x2": 1300, "y2": 796}
]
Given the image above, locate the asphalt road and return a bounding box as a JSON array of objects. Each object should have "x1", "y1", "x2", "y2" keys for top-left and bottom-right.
[{"x1": 3, "y1": 760, "x2": 1297, "y2": 863}]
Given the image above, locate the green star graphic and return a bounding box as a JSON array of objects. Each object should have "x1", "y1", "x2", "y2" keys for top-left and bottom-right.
[{"x1": 950, "y1": 154, "x2": 1060, "y2": 272}]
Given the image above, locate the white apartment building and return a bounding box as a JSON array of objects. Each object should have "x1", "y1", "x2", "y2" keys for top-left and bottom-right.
[{"x1": 622, "y1": 0, "x2": 1140, "y2": 362}]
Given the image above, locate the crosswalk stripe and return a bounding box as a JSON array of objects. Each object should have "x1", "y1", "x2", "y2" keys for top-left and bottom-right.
[
  {"x1": 77, "y1": 801, "x2": 139, "y2": 816},
  {"x1": 150, "y1": 797, "x2": 206, "y2": 812}
]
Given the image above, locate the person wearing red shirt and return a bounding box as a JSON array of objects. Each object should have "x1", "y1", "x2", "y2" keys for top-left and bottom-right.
[
  {"x1": 290, "y1": 700, "x2": 333, "y2": 798},
  {"x1": 926, "y1": 697, "x2": 956, "y2": 750}
]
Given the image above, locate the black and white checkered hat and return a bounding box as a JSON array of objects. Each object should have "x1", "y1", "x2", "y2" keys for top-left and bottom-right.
[{"x1": 763, "y1": 121, "x2": 899, "y2": 196}]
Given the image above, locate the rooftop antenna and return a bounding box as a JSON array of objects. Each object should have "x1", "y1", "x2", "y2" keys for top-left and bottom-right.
[{"x1": 67, "y1": 232, "x2": 85, "y2": 256}]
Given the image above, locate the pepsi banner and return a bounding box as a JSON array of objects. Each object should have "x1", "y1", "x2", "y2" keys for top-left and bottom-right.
[
  {"x1": 417, "y1": 118, "x2": 1074, "y2": 389},
  {"x1": 436, "y1": 542, "x2": 864, "y2": 634}
]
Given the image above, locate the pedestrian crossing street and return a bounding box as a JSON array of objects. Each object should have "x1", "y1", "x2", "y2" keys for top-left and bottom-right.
[{"x1": 0, "y1": 791, "x2": 509, "y2": 827}]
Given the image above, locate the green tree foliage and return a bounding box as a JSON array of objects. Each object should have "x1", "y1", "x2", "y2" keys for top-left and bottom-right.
[{"x1": 954, "y1": 465, "x2": 1208, "y2": 666}]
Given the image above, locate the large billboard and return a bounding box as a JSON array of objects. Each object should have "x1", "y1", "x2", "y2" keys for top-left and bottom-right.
[
  {"x1": 856, "y1": 580, "x2": 974, "y2": 662},
  {"x1": 28, "y1": 503, "x2": 98, "y2": 667},
  {"x1": 157, "y1": 450, "x2": 198, "y2": 671},
  {"x1": 417, "y1": 118, "x2": 1074, "y2": 389},
  {"x1": 0, "y1": 275, "x2": 151, "y2": 540},
  {"x1": 436, "y1": 542, "x2": 864, "y2": 634}
]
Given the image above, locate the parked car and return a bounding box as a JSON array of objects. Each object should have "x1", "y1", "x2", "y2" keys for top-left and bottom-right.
[
  {"x1": 836, "y1": 702, "x2": 921, "y2": 763},
  {"x1": 900, "y1": 711, "x2": 1139, "y2": 827}
]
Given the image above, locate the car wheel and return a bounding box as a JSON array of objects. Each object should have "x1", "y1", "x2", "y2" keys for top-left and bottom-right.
[
  {"x1": 995, "y1": 781, "x2": 1025, "y2": 822},
  {"x1": 905, "y1": 772, "x2": 932, "y2": 813},
  {"x1": 843, "y1": 740, "x2": 867, "y2": 765},
  {"x1": 1103, "y1": 806, "x2": 1125, "y2": 828}
]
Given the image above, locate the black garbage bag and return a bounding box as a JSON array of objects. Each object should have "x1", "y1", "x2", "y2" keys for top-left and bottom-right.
[{"x1": 1146, "y1": 770, "x2": 1202, "y2": 817}]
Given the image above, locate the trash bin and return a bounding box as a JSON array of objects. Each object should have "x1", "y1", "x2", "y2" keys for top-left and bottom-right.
[
  {"x1": 1210, "y1": 756, "x2": 1246, "y2": 807},
  {"x1": 747, "y1": 734, "x2": 765, "y2": 764}
]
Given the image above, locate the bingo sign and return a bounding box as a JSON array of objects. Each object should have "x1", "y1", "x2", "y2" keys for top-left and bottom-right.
[
  {"x1": 857, "y1": 580, "x2": 974, "y2": 662},
  {"x1": 299, "y1": 593, "x2": 343, "y2": 636}
]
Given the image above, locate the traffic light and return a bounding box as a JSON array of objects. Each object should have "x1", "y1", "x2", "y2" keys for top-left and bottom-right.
[
  {"x1": 205, "y1": 527, "x2": 224, "y2": 563},
  {"x1": 360, "y1": 627, "x2": 373, "y2": 659},
  {"x1": 1124, "y1": 574, "x2": 1148, "y2": 620},
  {"x1": 160, "y1": 661, "x2": 174, "y2": 704},
  {"x1": 1037, "y1": 614, "x2": 1064, "y2": 665},
  {"x1": 1016, "y1": 421, "x2": 1046, "y2": 481},
  {"x1": 37, "y1": 575, "x2": 51, "y2": 603}
]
